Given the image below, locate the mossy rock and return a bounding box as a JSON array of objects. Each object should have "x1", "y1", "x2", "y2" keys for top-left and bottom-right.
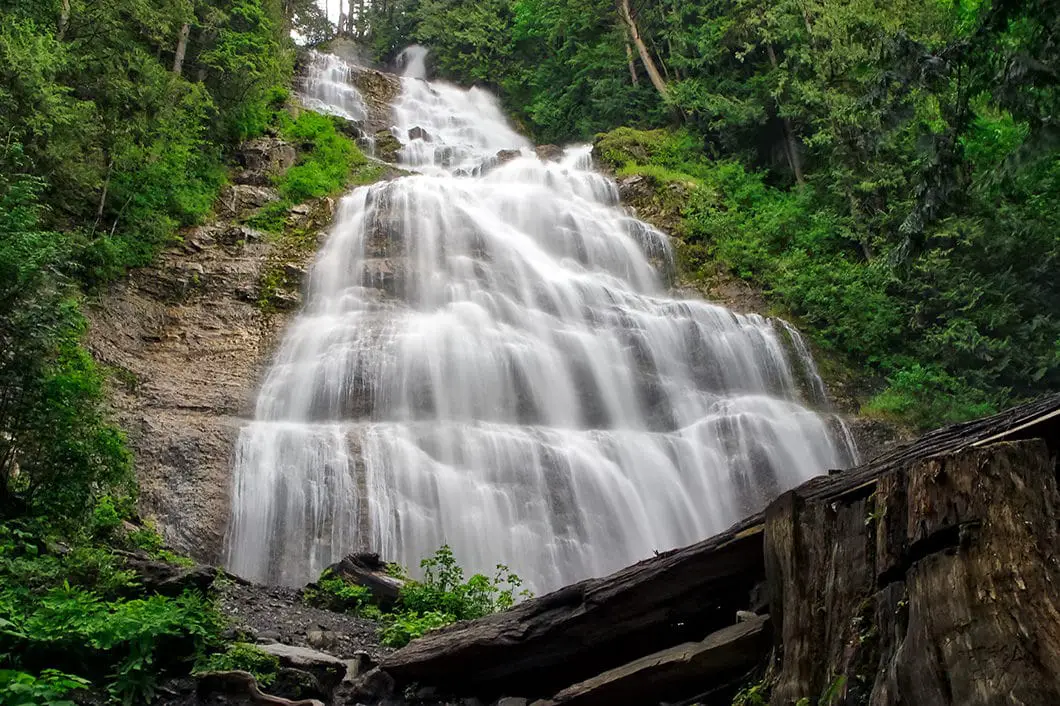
[{"x1": 373, "y1": 130, "x2": 403, "y2": 163}]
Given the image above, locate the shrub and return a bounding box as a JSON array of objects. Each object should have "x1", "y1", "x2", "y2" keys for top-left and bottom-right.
[
  {"x1": 379, "y1": 545, "x2": 530, "y2": 648},
  {"x1": 864, "y1": 364, "x2": 997, "y2": 430},
  {"x1": 303, "y1": 570, "x2": 373, "y2": 614},
  {"x1": 0, "y1": 669, "x2": 90, "y2": 706},
  {"x1": 196, "y1": 643, "x2": 280, "y2": 686}
]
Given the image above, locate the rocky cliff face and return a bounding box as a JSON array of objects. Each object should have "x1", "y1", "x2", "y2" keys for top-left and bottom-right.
[{"x1": 85, "y1": 139, "x2": 336, "y2": 563}]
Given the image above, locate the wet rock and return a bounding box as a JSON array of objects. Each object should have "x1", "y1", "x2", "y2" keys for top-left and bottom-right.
[
  {"x1": 341, "y1": 666, "x2": 395, "y2": 702},
  {"x1": 495, "y1": 698, "x2": 528, "y2": 706},
  {"x1": 495, "y1": 149, "x2": 522, "y2": 165},
  {"x1": 408, "y1": 126, "x2": 432, "y2": 141},
  {"x1": 236, "y1": 137, "x2": 298, "y2": 186},
  {"x1": 535, "y1": 144, "x2": 564, "y2": 162},
  {"x1": 256, "y1": 643, "x2": 347, "y2": 693},
  {"x1": 272, "y1": 668, "x2": 325, "y2": 701},
  {"x1": 305, "y1": 629, "x2": 339, "y2": 652},
  {"x1": 374, "y1": 130, "x2": 403, "y2": 163}
]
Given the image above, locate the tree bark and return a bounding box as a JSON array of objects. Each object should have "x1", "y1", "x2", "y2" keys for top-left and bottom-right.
[
  {"x1": 617, "y1": 0, "x2": 668, "y2": 99},
  {"x1": 624, "y1": 40, "x2": 639, "y2": 85},
  {"x1": 58, "y1": 0, "x2": 71, "y2": 40},
  {"x1": 173, "y1": 22, "x2": 191, "y2": 76},
  {"x1": 765, "y1": 43, "x2": 805, "y2": 185}
]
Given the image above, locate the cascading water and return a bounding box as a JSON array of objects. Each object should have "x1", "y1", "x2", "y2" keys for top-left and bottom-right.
[
  {"x1": 225, "y1": 50, "x2": 857, "y2": 591},
  {"x1": 300, "y1": 50, "x2": 368, "y2": 122}
]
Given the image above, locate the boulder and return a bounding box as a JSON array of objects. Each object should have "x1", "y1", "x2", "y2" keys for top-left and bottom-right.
[
  {"x1": 235, "y1": 137, "x2": 298, "y2": 186},
  {"x1": 535, "y1": 144, "x2": 564, "y2": 162},
  {"x1": 219, "y1": 184, "x2": 280, "y2": 217},
  {"x1": 120, "y1": 553, "x2": 217, "y2": 597},
  {"x1": 255, "y1": 643, "x2": 347, "y2": 693},
  {"x1": 373, "y1": 130, "x2": 403, "y2": 163},
  {"x1": 494, "y1": 149, "x2": 522, "y2": 165},
  {"x1": 408, "y1": 126, "x2": 432, "y2": 142},
  {"x1": 322, "y1": 551, "x2": 405, "y2": 610}
]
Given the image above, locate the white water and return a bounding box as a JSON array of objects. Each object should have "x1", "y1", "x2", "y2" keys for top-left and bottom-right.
[
  {"x1": 225, "y1": 51, "x2": 856, "y2": 590},
  {"x1": 300, "y1": 50, "x2": 368, "y2": 122}
]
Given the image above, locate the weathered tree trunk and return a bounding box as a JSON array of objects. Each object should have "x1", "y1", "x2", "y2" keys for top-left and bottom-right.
[
  {"x1": 765, "y1": 43, "x2": 804, "y2": 185},
  {"x1": 58, "y1": 0, "x2": 71, "y2": 40},
  {"x1": 624, "y1": 40, "x2": 639, "y2": 85},
  {"x1": 173, "y1": 22, "x2": 191, "y2": 76},
  {"x1": 766, "y1": 438, "x2": 1060, "y2": 705},
  {"x1": 617, "y1": 0, "x2": 668, "y2": 99}
]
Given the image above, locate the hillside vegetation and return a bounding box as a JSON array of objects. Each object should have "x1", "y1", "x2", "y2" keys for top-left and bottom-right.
[{"x1": 360, "y1": 0, "x2": 1059, "y2": 429}]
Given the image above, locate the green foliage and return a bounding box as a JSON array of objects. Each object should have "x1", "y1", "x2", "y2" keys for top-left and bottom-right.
[
  {"x1": 0, "y1": 669, "x2": 90, "y2": 706},
  {"x1": 378, "y1": 610, "x2": 453, "y2": 648},
  {"x1": 276, "y1": 111, "x2": 368, "y2": 202},
  {"x1": 196, "y1": 642, "x2": 280, "y2": 686},
  {"x1": 864, "y1": 365, "x2": 996, "y2": 430},
  {"x1": 303, "y1": 570, "x2": 374, "y2": 613},
  {"x1": 0, "y1": 144, "x2": 134, "y2": 524},
  {"x1": 379, "y1": 545, "x2": 530, "y2": 648},
  {"x1": 0, "y1": 521, "x2": 225, "y2": 705},
  {"x1": 732, "y1": 680, "x2": 769, "y2": 705}
]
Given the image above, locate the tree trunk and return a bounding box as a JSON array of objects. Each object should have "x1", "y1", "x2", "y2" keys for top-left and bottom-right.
[
  {"x1": 173, "y1": 22, "x2": 191, "y2": 76},
  {"x1": 765, "y1": 43, "x2": 804, "y2": 185},
  {"x1": 625, "y1": 40, "x2": 639, "y2": 85},
  {"x1": 617, "y1": 0, "x2": 668, "y2": 99},
  {"x1": 58, "y1": 0, "x2": 70, "y2": 40}
]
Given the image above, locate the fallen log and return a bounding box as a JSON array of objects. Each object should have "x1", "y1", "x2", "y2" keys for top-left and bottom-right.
[
  {"x1": 381, "y1": 522, "x2": 766, "y2": 697},
  {"x1": 381, "y1": 394, "x2": 1060, "y2": 699},
  {"x1": 532, "y1": 615, "x2": 771, "y2": 706}
]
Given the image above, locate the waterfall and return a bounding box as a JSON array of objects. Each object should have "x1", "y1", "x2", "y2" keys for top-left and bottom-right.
[
  {"x1": 224, "y1": 51, "x2": 856, "y2": 591},
  {"x1": 300, "y1": 50, "x2": 368, "y2": 122}
]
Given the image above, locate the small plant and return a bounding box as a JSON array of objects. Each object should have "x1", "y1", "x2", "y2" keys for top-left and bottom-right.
[
  {"x1": 377, "y1": 545, "x2": 531, "y2": 648},
  {"x1": 303, "y1": 570, "x2": 373, "y2": 613},
  {"x1": 0, "y1": 669, "x2": 91, "y2": 706},
  {"x1": 90, "y1": 497, "x2": 123, "y2": 540},
  {"x1": 196, "y1": 643, "x2": 280, "y2": 686},
  {"x1": 732, "y1": 680, "x2": 769, "y2": 706},
  {"x1": 378, "y1": 610, "x2": 453, "y2": 648}
]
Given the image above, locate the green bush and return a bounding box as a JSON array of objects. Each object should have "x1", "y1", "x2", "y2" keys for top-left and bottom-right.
[
  {"x1": 0, "y1": 669, "x2": 90, "y2": 706},
  {"x1": 0, "y1": 522, "x2": 225, "y2": 705},
  {"x1": 276, "y1": 111, "x2": 368, "y2": 202},
  {"x1": 864, "y1": 364, "x2": 997, "y2": 430},
  {"x1": 196, "y1": 643, "x2": 280, "y2": 686},
  {"x1": 379, "y1": 545, "x2": 530, "y2": 648},
  {"x1": 303, "y1": 569, "x2": 373, "y2": 613}
]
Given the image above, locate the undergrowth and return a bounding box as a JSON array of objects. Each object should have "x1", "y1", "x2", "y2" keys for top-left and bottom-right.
[
  {"x1": 0, "y1": 513, "x2": 227, "y2": 705},
  {"x1": 303, "y1": 545, "x2": 530, "y2": 648}
]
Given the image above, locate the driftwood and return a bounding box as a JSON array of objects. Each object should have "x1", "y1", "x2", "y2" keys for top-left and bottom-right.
[{"x1": 381, "y1": 395, "x2": 1060, "y2": 701}]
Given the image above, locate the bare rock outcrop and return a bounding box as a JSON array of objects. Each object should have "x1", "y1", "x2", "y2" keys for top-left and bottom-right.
[{"x1": 84, "y1": 140, "x2": 330, "y2": 564}]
